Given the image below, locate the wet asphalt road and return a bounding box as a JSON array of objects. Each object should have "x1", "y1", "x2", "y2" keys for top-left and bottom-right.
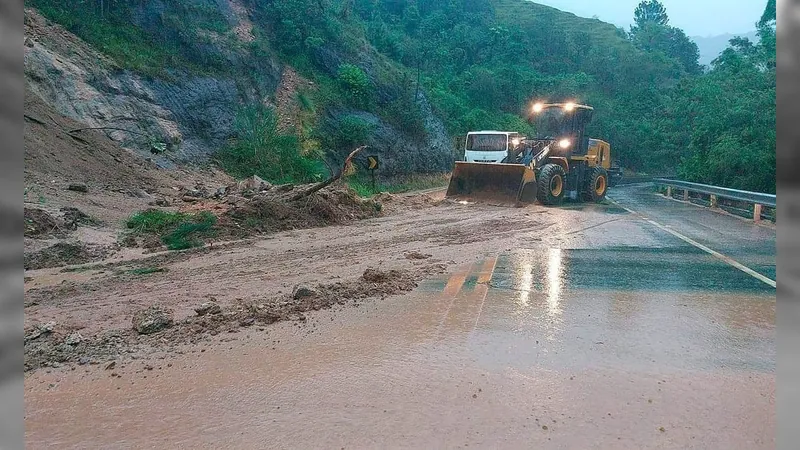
[{"x1": 25, "y1": 184, "x2": 775, "y2": 449}]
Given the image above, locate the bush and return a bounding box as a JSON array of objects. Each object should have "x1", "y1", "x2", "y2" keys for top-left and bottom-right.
[
  {"x1": 126, "y1": 210, "x2": 189, "y2": 234},
  {"x1": 161, "y1": 212, "x2": 217, "y2": 250},
  {"x1": 337, "y1": 64, "x2": 372, "y2": 108},
  {"x1": 215, "y1": 106, "x2": 326, "y2": 183},
  {"x1": 126, "y1": 210, "x2": 217, "y2": 250},
  {"x1": 330, "y1": 115, "x2": 375, "y2": 151}
]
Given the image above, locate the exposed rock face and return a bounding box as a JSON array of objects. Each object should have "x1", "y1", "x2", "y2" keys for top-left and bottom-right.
[
  {"x1": 330, "y1": 108, "x2": 453, "y2": 177},
  {"x1": 23, "y1": 8, "x2": 280, "y2": 166}
]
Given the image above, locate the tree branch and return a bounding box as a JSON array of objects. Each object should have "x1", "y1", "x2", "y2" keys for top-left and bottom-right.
[{"x1": 290, "y1": 146, "x2": 366, "y2": 201}]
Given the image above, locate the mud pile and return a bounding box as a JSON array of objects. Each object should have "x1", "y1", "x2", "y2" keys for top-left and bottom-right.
[
  {"x1": 372, "y1": 192, "x2": 442, "y2": 213},
  {"x1": 23, "y1": 267, "x2": 428, "y2": 371},
  {"x1": 226, "y1": 185, "x2": 380, "y2": 234},
  {"x1": 175, "y1": 179, "x2": 383, "y2": 239},
  {"x1": 24, "y1": 208, "x2": 61, "y2": 238},
  {"x1": 24, "y1": 242, "x2": 112, "y2": 271}
]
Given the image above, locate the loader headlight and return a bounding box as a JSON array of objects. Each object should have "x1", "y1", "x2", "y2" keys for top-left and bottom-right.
[
  {"x1": 532, "y1": 103, "x2": 544, "y2": 113},
  {"x1": 558, "y1": 139, "x2": 571, "y2": 149},
  {"x1": 564, "y1": 102, "x2": 576, "y2": 111}
]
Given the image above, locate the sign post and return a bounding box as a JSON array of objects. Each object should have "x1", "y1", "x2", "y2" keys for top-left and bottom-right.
[{"x1": 367, "y1": 156, "x2": 379, "y2": 192}]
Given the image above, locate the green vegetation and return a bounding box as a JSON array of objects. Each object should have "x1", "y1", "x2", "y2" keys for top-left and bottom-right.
[
  {"x1": 214, "y1": 106, "x2": 327, "y2": 184},
  {"x1": 251, "y1": 0, "x2": 774, "y2": 191},
  {"x1": 338, "y1": 64, "x2": 373, "y2": 108},
  {"x1": 126, "y1": 209, "x2": 191, "y2": 234},
  {"x1": 126, "y1": 210, "x2": 217, "y2": 250},
  {"x1": 32, "y1": 0, "x2": 775, "y2": 192},
  {"x1": 161, "y1": 213, "x2": 217, "y2": 250},
  {"x1": 29, "y1": 0, "x2": 231, "y2": 76},
  {"x1": 127, "y1": 267, "x2": 168, "y2": 276}
]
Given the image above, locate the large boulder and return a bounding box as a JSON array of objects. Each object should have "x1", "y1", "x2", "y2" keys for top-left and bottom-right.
[{"x1": 132, "y1": 305, "x2": 174, "y2": 335}]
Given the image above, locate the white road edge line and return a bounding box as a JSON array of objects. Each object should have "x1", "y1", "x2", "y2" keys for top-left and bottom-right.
[{"x1": 614, "y1": 203, "x2": 776, "y2": 289}]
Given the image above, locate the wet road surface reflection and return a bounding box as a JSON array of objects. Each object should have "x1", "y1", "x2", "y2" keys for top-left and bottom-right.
[{"x1": 26, "y1": 244, "x2": 775, "y2": 449}]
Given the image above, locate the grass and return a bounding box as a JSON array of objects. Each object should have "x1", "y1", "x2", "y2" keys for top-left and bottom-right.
[
  {"x1": 126, "y1": 210, "x2": 217, "y2": 251},
  {"x1": 347, "y1": 173, "x2": 450, "y2": 197},
  {"x1": 126, "y1": 210, "x2": 191, "y2": 234},
  {"x1": 29, "y1": 0, "x2": 230, "y2": 77},
  {"x1": 214, "y1": 105, "x2": 326, "y2": 184},
  {"x1": 161, "y1": 214, "x2": 217, "y2": 250}
]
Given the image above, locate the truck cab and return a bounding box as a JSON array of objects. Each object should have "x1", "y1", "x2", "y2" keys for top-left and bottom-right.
[{"x1": 464, "y1": 131, "x2": 523, "y2": 163}]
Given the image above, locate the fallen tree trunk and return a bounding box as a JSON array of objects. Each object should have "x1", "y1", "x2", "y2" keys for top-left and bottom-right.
[{"x1": 290, "y1": 146, "x2": 366, "y2": 201}]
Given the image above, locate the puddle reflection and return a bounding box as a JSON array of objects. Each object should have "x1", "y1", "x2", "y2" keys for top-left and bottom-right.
[{"x1": 547, "y1": 248, "x2": 564, "y2": 317}]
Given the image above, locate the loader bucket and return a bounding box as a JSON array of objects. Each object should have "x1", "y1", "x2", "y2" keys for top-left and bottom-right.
[{"x1": 446, "y1": 162, "x2": 538, "y2": 205}]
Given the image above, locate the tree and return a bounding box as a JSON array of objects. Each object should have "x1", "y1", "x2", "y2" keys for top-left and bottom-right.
[
  {"x1": 628, "y1": 0, "x2": 699, "y2": 75},
  {"x1": 757, "y1": 0, "x2": 776, "y2": 68},
  {"x1": 759, "y1": 0, "x2": 776, "y2": 29},
  {"x1": 632, "y1": 0, "x2": 669, "y2": 30},
  {"x1": 631, "y1": 23, "x2": 701, "y2": 75}
]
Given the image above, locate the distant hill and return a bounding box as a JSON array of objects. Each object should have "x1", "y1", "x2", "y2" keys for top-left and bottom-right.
[{"x1": 692, "y1": 31, "x2": 759, "y2": 66}]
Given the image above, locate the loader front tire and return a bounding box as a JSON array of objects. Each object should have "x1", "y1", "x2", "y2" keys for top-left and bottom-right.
[
  {"x1": 536, "y1": 164, "x2": 566, "y2": 206},
  {"x1": 584, "y1": 167, "x2": 609, "y2": 203}
]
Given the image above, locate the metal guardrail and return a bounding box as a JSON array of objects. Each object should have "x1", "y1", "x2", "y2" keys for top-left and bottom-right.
[{"x1": 653, "y1": 178, "x2": 776, "y2": 221}]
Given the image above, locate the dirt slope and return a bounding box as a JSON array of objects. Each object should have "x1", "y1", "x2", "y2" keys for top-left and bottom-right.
[{"x1": 25, "y1": 93, "x2": 167, "y2": 192}]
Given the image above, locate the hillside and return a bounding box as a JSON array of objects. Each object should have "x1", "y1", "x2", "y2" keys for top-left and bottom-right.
[{"x1": 25, "y1": 0, "x2": 775, "y2": 192}]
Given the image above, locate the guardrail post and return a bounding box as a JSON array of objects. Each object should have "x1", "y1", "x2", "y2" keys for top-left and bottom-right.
[
  {"x1": 666, "y1": 186, "x2": 672, "y2": 198},
  {"x1": 709, "y1": 194, "x2": 718, "y2": 208},
  {"x1": 683, "y1": 189, "x2": 689, "y2": 201},
  {"x1": 754, "y1": 204, "x2": 763, "y2": 222}
]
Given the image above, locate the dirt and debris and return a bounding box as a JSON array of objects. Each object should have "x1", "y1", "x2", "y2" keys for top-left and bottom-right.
[
  {"x1": 23, "y1": 267, "x2": 427, "y2": 372},
  {"x1": 24, "y1": 208, "x2": 61, "y2": 237},
  {"x1": 67, "y1": 183, "x2": 88, "y2": 193},
  {"x1": 132, "y1": 305, "x2": 175, "y2": 335},
  {"x1": 372, "y1": 191, "x2": 444, "y2": 213},
  {"x1": 24, "y1": 242, "x2": 113, "y2": 270},
  {"x1": 219, "y1": 183, "x2": 382, "y2": 237},
  {"x1": 292, "y1": 285, "x2": 319, "y2": 300},
  {"x1": 25, "y1": 206, "x2": 98, "y2": 244},
  {"x1": 195, "y1": 301, "x2": 222, "y2": 316},
  {"x1": 405, "y1": 251, "x2": 432, "y2": 260},
  {"x1": 61, "y1": 206, "x2": 98, "y2": 229}
]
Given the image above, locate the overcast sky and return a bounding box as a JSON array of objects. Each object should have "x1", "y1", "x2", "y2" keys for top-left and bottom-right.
[{"x1": 533, "y1": 0, "x2": 765, "y2": 37}]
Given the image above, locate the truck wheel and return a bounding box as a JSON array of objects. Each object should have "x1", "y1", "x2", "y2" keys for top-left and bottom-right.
[
  {"x1": 584, "y1": 167, "x2": 609, "y2": 202},
  {"x1": 536, "y1": 164, "x2": 566, "y2": 206}
]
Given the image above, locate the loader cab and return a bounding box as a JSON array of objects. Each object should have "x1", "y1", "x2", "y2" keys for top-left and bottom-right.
[
  {"x1": 528, "y1": 102, "x2": 594, "y2": 158},
  {"x1": 464, "y1": 131, "x2": 523, "y2": 163}
]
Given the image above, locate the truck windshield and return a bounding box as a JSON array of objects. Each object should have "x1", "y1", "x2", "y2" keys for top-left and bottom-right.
[
  {"x1": 533, "y1": 109, "x2": 572, "y2": 140},
  {"x1": 466, "y1": 134, "x2": 508, "y2": 152}
]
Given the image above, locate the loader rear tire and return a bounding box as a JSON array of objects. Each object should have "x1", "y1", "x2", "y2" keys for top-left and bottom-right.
[
  {"x1": 536, "y1": 164, "x2": 566, "y2": 206},
  {"x1": 584, "y1": 167, "x2": 609, "y2": 203}
]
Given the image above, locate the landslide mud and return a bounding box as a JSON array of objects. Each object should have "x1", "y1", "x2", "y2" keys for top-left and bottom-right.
[
  {"x1": 24, "y1": 267, "x2": 435, "y2": 372},
  {"x1": 23, "y1": 195, "x2": 552, "y2": 372}
]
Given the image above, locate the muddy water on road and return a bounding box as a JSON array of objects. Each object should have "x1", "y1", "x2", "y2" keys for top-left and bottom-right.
[{"x1": 26, "y1": 244, "x2": 775, "y2": 449}]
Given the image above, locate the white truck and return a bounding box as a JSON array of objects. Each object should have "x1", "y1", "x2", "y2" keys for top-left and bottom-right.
[{"x1": 463, "y1": 131, "x2": 524, "y2": 163}]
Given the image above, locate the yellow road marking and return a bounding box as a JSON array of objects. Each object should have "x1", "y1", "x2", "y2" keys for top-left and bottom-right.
[
  {"x1": 617, "y1": 204, "x2": 776, "y2": 289},
  {"x1": 442, "y1": 268, "x2": 470, "y2": 298}
]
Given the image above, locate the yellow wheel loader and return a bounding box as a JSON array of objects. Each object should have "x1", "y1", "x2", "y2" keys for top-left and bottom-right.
[{"x1": 446, "y1": 103, "x2": 613, "y2": 206}]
